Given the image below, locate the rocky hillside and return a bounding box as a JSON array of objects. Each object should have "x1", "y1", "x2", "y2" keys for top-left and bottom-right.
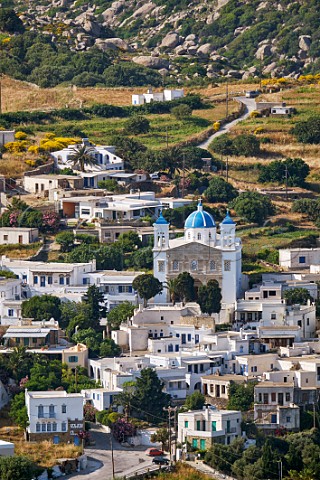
[{"x1": 3, "y1": 0, "x2": 320, "y2": 85}]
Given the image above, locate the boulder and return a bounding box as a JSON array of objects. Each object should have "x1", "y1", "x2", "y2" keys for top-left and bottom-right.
[
  {"x1": 95, "y1": 37, "x2": 130, "y2": 51},
  {"x1": 160, "y1": 32, "x2": 180, "y2": 49},
  {"x1": 185, "y1": 34, "x2": 197, "y2": 41},
  {"x1": 175, "y1": 45, "x2": 187, "y2": 55},
  {"x1": 227, "y1": 70, "x2": 242, "y2": 79},
  {"x1": 263, "y1": 62, "x2": 277, "y2": 75},
  {"x1": 133, "y1": 2, "x2": 155, "y2": 18},
  {"x1": 132, "y1": 56, "x2": 169, "y2": 69},
  {"x1": 159, "y1": 68, "x2": 169, "y2": 76},
  {"x1": 197, "y1": 43, "x2": 212, "y2": 56},
  {"x1": 299, "y1": 35, "x2": 311, "y2": 51},
  {"x1": 255, "y1": 44, "x2": 272, "y2": 60},
  {"x1": 188, "y1": 45, "x2": 198, "y2": 55}
]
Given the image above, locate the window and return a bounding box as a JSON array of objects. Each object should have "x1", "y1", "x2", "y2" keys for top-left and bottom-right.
[
  {"x1": 299, "y1": 256, "x2": 306, "y2": 264},
  {"x1": 271, "y1": 313, "x2": 276, "y2": 320},
  {"x1": 3, "y1": 235, "x2": 8, "y2": 241},
  {"x1": 59, "y1": 276, "x2": 64, "y2": 285},
  {"x1": 192, "y1": 439, "x2": 198, "y2": 448},
  {"x1": 200, "y1": 439, "x2": 206, "y2": 450},
  {"x1": 187, "y1": 334, "x2": 192, "y2": 342},
  {"x1": 173, "y1": 260, "x2": 179, "y2": 271},
  {"x1": 212, "y1": 421, "x2": 217, "y2": 431},
  {"x1": 197, "y1": 233, "x2": 201, "y2": 241},
  {"x1": 224, "y1": 260, "x2": 231, "y2": 271},
  {"x1": 196, "y1": 420, "x2": 201, "y2": 431},
  {"x1": 251, "y1": 366, "x2": 257, "y2": 373},
  {"x1": 53, "y1": 422, "x2": 57, "y2": 432},
  {"x1": 191, "y1": 260, "x2": 198, "y2": 271},
  {"x1": 48, "y1": 276, "x2": 53, "y2": 285},
  {"x1": 271, "y1": 392, "x2": 276, "y2": 402},
  {"x1": 68, "y1": 356, "x2": 78, "y2": 363},
  {"x1": 36, "y1": 423, "x2": 40, "y2": 432},
  {"x1": 49, "y1": 405, "x2": 55, "y2": 418},
  {"x1": 34, "y1": 276, "x2": 38, "y2": 285},
  {"x1": 222, "y1": 386, "x2": 226, "y2": 394},
  {"x1": 66, "y1": 276, "x2": 70, "y2": 285},
  {"x1": 286, "y1": 416, "x2": 291, "y2": 423},
  {"x1": 47, "y1": 423, "x2": 52, "y2": 432},
  {"x1": 38, "y1": 405, "x2": 44, "y2": 418},
  {"x1": 62, "y1": 422, "x2": 67, "y2": 432},
  {"x1": 83, "y1": 278, "x2": 89, "y2": 285},
  {"x1": 81, "y1": 209, "x2": 90, "y2": 215},
  {"x1": 209, "y1": 260, "x2": 216, "y2": 271},
  {"x1": 285, "y1": 393, "x2": 291, "y2": 402},
  {"x1": 258, "y1": 393, "x2": 262, "y2": 402},
  {"x1": 271, "y1": 414, "x2": 277, "y2": 424},
  {"x1": 284, "y1": 377, "x2": 287, "y2": 383},
  {"x1": 8, "y1": 309, "x2": 14, "y2": 317},
  {"x1": 158, "y1": 261, "x2": 165, "y2": 273},
  {"x1": 62, "y1": 404, "x2": 67, "y2": 414},
  {"x1": 184, "y1": 421, "x2": 189, "y2": 428},
  {"x1": 42, "y1": 423, "x2": 46, "y2": 432},
  {"x1": 269, "y1": 290, "x2": 277, "y2": 296}
]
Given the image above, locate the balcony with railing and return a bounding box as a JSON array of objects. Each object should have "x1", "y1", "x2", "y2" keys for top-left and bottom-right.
[{"x1": 38, "y1": 412, "x2": 56, "y2": 419}]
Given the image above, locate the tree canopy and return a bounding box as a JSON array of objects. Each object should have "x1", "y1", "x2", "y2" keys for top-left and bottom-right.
[
  {"x1": 258, "y1": 158, "x2": 310, "y2": 187},
  {"x1": 230, "y1": 191, "x2": 275, "y2": 225},
  {"x1": 291, "y1": 115, "x2": 320, "y2": 144},
  {"x1": 284, "y1": 288, "x2": 313, "y2": 306},
  {"x1": 174, "y1": 272, "x2": 196, "y2": 304},
  {"x1": 21, "y1": 295, "x2": 61, "y2": 322},
  {"x1": 132, "y1": 274, "x2": 162, "y2": 307},
  {"x1": 107, "y1": 302, "x2": 135, "y2": 331},
  {"x1": 123, "y1": 115, "x2": 150, "y2": 135},
  {"x1": 183, "y1": 391, "x2": 205, "y2": 411},
  {"x1": 197, "y1": 279, "x2": 222, "y2": 315},
  {"x1": 204, "y1": 176, "x2": 238, "y2": 203}
]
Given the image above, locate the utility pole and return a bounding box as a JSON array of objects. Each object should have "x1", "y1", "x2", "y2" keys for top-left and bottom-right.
[
  {"x1": 0, "y1": 74, "x2": 2, "y2": 114},
  {"x1": 277, "y1": 460, "x2": 283, "y2": 480},
  {"x1": 163, "y1": 406, "x2": 178, "y2": 462},
  {"x1": 110, "y1": 432, "x2": 115, "y2": 479},
  {"x1": 226, "y1": 77, "x2": 229, "y2": 118},
  {"x1": 165, "y1": 125, "x2": 168, "y2": 149},
  {"x1": 284, "y1": 164, "x2": 288, "y2": 201},
  {"x1": 226, "y1": 157, "x2": 229, "y2": 183}
]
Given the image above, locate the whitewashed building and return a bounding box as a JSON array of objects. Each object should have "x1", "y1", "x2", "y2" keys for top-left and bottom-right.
[
  {"x1": 178, "y1": 406, "x2": 242, "y2": 449},
  {"x1": 132, "y1": 88, "x2": 184, "y2": 105},
  {"x1": 25, "y1": 390, "x2": 84, "y2": 444},
  {"x1": 52, "y1": 140, "x2": 124, "y2": 172},
  {"x1": 0, "y1": 228, "x2": 39, "y2": 245}
]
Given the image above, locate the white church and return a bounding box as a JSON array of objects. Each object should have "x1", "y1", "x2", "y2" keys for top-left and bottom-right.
[{"x1": 153, "y1": 201, "x2": 242, "y2": 312}]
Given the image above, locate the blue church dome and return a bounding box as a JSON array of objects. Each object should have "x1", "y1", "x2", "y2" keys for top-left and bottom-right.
[
  {"x1": 221, "y1": 210, "x2": 235, "y2": 225},
  {"x1": 155, "y1": 211, "x2": 169, "y2": 225},
  {"x1": 185, "y1": 200, "x2": 215, "y2": 229}
]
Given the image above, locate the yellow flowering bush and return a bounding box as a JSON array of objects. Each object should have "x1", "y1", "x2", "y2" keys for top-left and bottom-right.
[
  {"x1": 39, "y1": 137, "x2": 77, "y2": 152},
  {"x1": 4, "y1": 141, "x2": 29, "y2": 153},
  {"x1": 254, "y1": 127, "x2": 265, "y2": 135},
  {"x1": 250, "y1": 110, "x2": 260, "y2": 118},
  {"x1": 15, "y1": 131, "x2": 28, "y2": 140},
  {"x1": 28, "y1": 145, "x2": 40, "y2": 154},
  {"x1": 213, "y1": 121, "x2": 221, "y2": 132}
]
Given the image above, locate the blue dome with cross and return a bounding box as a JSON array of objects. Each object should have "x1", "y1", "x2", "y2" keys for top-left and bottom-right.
[{"x1": 185, "y1": 200, "x2": 215, "y2": 229}]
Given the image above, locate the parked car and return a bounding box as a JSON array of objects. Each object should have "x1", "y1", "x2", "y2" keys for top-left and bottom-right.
[
  {"x1": 145, "y1": 448, "x2": 164, "y2": 456},
  {"x1": 152, "y1": 456, "x2": 170, "y2": 465}
]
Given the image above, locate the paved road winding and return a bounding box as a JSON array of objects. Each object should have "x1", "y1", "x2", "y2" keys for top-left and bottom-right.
[
  {"x1": 69, "y1": 424, "x2": 154, "y2": 479},
  {"x1": 198, "y1": 97, "x2": 257, "y2": 150}
]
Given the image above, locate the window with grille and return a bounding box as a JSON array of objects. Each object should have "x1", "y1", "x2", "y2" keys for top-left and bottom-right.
[
  {"x1": 158, "y1": 261, "x2": 165, "y2": 272},
  {"x1": 173, "y1": 260, "x2": 179, "y2": 271},
  {"x1": 191, "y1": 260, "x2": 198, "y2": 271},
  {"x1": 209, "y1": 260, "x2": 216, "y2": 271},
  {"x1": 224, "y1": 260, "x2": 231, "y2": 271}
]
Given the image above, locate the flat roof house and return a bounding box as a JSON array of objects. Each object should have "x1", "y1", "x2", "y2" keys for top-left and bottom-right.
[
  {"x1": 178, "y1": 405, "x2": 241, "y2": 449},
  {"x1": 0, "y1": 228, "x2": 39, "y2": 245},
  {"x1": 25, "y1": 390, "x2": 84, "y2": 444}
]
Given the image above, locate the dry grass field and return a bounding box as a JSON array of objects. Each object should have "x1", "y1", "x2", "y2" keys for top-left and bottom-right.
[
  {"x1": 0, "y1": 426, "x2": 81, "y2": 468},
  {"x1": 0, "y1": 76, "x2": 258, "y2": 112}
]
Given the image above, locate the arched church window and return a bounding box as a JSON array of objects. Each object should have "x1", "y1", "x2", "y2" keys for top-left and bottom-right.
[
  {"x1": 191, "y1": 260, "x2": 198, "y2": 271},
  {"x1": 173, "y1": 260, "x2": 179, "y2": 271},
  {"x1": 197, "y1": 233, "x2": 201, "y2": 240},
  {"x1": 209, "y1": 260, "x2": 216, "y2": 271},
  {"x1": 187, "y1": 232, "x2": 191, "y2": 240}
]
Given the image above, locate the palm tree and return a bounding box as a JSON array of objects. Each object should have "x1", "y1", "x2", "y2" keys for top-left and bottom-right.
[
  {"x1": 164, "y1": 278, "x2": 178, "y2": 305},
  {"x1": 68, "y1": 145, "x2": 97, "y2": 172}
]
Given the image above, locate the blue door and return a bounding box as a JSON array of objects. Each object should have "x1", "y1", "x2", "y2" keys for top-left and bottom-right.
[
  {"x1": 74, "y1": 436, "x2": 81, "y2": 446},
  {"x1": 40, "y1": 276, "x2": 46, "y2": 287},
  {"x1": 53, "y1": 436, "x2": 60, "y2": 444}
]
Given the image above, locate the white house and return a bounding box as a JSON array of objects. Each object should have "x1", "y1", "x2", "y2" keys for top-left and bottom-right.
[
  {"x1": 279, "y1": 248, "x2": 320, "y2": 270},
  {"x1": 61, "y1": 191, "x2": 161, "y2": 221},
  {"x1": 80, "y1": 170, "x2": 148, "y2": 189},
  {"x1": 0, "y1": 228, "x2": 39, "y2": 245},
  {"x1": 23, "y1": 174, "x2": 83, "y2": 195},
  {"x1": 81, "y1": 388, "x2": 122, "y2": 411},
  {"x1": 25, "y1": 390, "x2": 84, "y2": 444},
  {"x1": 132, "y1": 88, "x2": 184, "y2": 105},
  {"x1": 0, "y1": 277, "x2": 23, "y2": 326},
  {"x1": 178, "y1": 405, "x2": 242, "y2": 449},
  {"x1": 0, "y1": 256, "x2": 96, "y2": 294},
  {"x1": 52, "y1": 140, "x2": 124, "y2": 172}
]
